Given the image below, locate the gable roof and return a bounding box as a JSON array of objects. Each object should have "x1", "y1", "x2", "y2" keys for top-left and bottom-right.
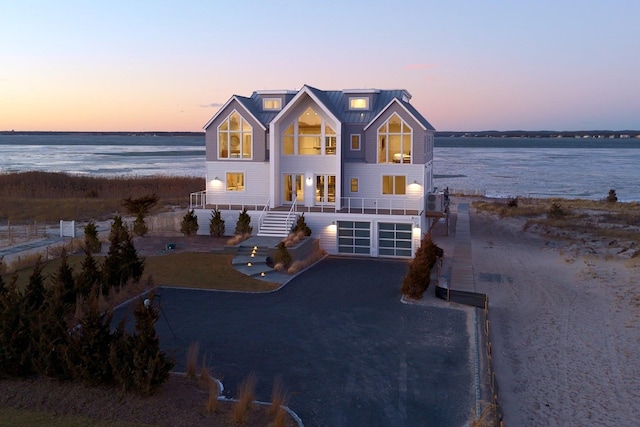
[{"x1": 203, "y1": 85, "x2": 434, "y2": 131}]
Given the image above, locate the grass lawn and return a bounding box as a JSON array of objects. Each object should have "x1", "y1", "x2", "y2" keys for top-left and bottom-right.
[{"x1": 3, "y1": 252, "x2": 280, "y2": 293}]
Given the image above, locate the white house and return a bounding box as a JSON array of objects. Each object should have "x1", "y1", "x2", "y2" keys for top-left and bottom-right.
[{"x1": 191, "y1": 85, "x2": 437, "y2": 258}]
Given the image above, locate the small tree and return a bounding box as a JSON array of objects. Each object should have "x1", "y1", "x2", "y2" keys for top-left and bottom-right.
[
  {"x1": 75, "y1": 248, "x2": 102, "y2": 298},
  {"x1": 234, "y1": 207, "x2": 253, "y2": 236},
  {"x1": 209, "y1": 208, "x2": 225, "y2": 237},
  {"x1": 103, "y1": 216, "x2": 143, "y2": 291},
  {"x1": 275, "y1": 242, "x2": 292, "y2": 267},
  {"x1": 401, "y1": 235, "x2": 441, "y2": 299},
  {"x1": 133, "y1": 211, "x2": 149, "y2": 237},
  {"x1": 607, "y1": 189, "x2": 618, "y2": 203},
  {"x1": 83, "y1": 221, "x2": 102, "y2": 253},
  {"x1": 55, "y1": 248, "x2": 76, "y2": 306},
  {"x1": 180, "y1": 209, "x2": 199, "y2": 236},
  {"x1": 123, "y1": 194, "x2": 158, "y2": 237},
  {"x1": 292, "y1": 213, "x2": 312, "y2": 236}
]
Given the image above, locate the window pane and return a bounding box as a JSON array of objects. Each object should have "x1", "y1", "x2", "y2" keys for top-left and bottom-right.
[
  {"x1": 395, "y1": 176, "x2": 406, "y2": 194},
  {"x1": 350, "y1": 97, "x2": 368, "y2": 109},
  {"x1": 229, "y1": 112, "x2": 240, "y2": 131},
  {"x1": 326, "y1": 125, "x2": 335, "y2": 135},
  {"x1": 355, "y1": 222, "x2": 369, "y2": 228},
  {"x1": 388, "y1": 114, "x2": 401, "y2": 132},
  {"x1": 382, "y1": 175, "x2": 393, "y2": 194},
  {"x1": 299, "y1": 136, "x2": 320, "y2": 155},
  {"x1": 338, "y1": 221, "x2": 353, "y2": 228},
  {"x1": 226, "y1": 173, "x2": 244, "y2": 191},
  {"x1": 230, "y1": 133, "x2": 241, "y2": 157},
  {"x1": 354, "y1": 229, "x2": 369, "y2": 237},
  {"x1": 351, "y1": 134, "x2": 360, "y2": 150},
  {"x1": 243, "y1": 134, "x2": 252, "y2": 158},
  {"x1": 350, "y1": 178, "x2": 358, "y2": 193},
  {"x1": 283, "y1": 136, "x2": 294, "y2": 155},
  {"x1": 379, "y1": 223, "x2": 393, "y2": 230},
  {"x1": 378, "y1": 136, "x2": 387, "y2": 163},
  {"x1": 397, "y1": 224, "x2": 412, "y2": 231},
  {"x1": 355, "y1": 246, "x2": 370, "y2": 254},
  {"x1": 219, "y1": 132, "x2": 229, "y2": 158}
]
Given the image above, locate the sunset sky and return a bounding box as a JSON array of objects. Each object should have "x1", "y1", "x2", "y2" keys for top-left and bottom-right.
[{"x1": 1, "y1": 1, "x2": 639, "y2": 132}]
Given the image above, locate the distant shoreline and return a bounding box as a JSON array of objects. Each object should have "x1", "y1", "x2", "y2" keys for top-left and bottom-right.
[{"x1": 2, "y1": 130, "x2": 639, "y2": 139}]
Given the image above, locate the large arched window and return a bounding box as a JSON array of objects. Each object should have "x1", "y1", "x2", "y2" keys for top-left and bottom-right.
[
  {"x1": 218, "y1": 111, "x2": 252, "y2": 159},
  {"x1": 282, "y1": 107, "x2": 336, "y2": 156},
  {"x1": 377, "y1": 113, "x2": 412, "y2": 164}
]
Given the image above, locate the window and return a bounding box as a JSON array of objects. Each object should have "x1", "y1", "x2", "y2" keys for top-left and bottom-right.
[
  {"x1": 349, "y1": 97, "x2": 368, "y2": 110},
  {"x1": 218, "y1": 111, "x2": 252, "y2": 159},
  {"x1": 226, "y1": 172, "x2": 245, "y2": 191},
  {"x1": 338, "y1": 221, "x2": 371, "y2": 255},
  {"x1": 378, "y1": 113, "x2": 412, "y2": 164},
  {"x1": 350, "y1": 134, "x2": 361, "y2": 151},
  {"x1": 282, "y1": 107, "x2": 336, "y2": 156},
  {"x1": 263, "y1": 98, "x2": 281, "y2": 110},
  {"x1": 350, "y1": 178, "x2": 359, "y2": 193},
  {"x1": 382, "y1": 175, "x2": 406, "y2": 195}
]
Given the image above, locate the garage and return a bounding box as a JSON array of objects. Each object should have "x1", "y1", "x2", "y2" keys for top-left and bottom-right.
[
  {"x1": 337, "y1": 221, "x2": 371, "y2": 255},
  {"x1": 378, "y1": 222, "x2": 413, "y2": 257}
]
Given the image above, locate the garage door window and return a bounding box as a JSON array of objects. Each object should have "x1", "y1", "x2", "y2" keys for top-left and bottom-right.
[
  {"x1": 338, "y1": 221, "x2": 371, "y2": 255},
  {"x1": 378, "y1": 223, "x2": 412, "y2": 257}
]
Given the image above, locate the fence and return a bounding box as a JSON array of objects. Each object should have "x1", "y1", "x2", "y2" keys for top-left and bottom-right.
[
  {"x1": 433, "y1": 267, "x2": 504, "y2": 426},
  {"x1": 0, "y1": 221, "x2": 50, "y2": 247}
]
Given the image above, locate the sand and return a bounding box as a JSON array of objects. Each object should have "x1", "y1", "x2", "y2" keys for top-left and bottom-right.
[{"x1": 461, "y1": 199, "x2": 640, "y2": 426}]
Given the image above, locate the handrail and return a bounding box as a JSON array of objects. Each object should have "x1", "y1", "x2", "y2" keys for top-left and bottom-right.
[
  {"x1": 285, "y1": 198, "x2": 297, "y2": 233},
  {"x1": 258, "y1": 197, "x2": 271, "y2": 231}
]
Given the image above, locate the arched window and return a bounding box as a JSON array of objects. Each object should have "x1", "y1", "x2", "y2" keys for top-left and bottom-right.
[
  {"x1": 218, "y1": 111, "x2": 252, "y2": 159},
  {"x1": 377, "y1": 113, "x2": 412, "y2": 164}
]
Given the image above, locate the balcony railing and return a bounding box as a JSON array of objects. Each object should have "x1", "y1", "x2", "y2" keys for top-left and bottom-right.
[{"x1": 190, "y1": 191, "x2": 423, "y2": 216}]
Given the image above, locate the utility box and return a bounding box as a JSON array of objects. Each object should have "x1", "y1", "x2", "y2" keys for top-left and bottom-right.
[{"x1": 426, "y1": 192, "x2": 445, "y2": 212}]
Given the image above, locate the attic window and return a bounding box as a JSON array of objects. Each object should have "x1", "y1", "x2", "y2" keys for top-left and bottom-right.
[
  {"x1": 263, "y1": 98, "x2": 281, "y2": 110},
  {"x1": 349, "y1": 97, "x2": 368, "y2": 110}
]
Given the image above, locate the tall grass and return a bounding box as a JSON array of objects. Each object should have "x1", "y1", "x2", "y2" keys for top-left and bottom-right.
[
  {"x1": 232, "y1": 373, "x2": 257, "y2": 424},
  {"x1": 185, "y1": 341, "x2": 200, "y2": 379},
  {"x1": 0, "y1": 172, "x2": 204, "y2": 222}
]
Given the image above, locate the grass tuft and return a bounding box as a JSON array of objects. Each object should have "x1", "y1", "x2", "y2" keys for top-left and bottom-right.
[
  {"x1": 186, "y1": 341, "x2": 200, "y2": 379},
  {"x1": 232, "y1": 373, "x2": 257, "y2": 424},
  {"x1": 268, "y1": 377, "x2": 289, "y2": 419}
]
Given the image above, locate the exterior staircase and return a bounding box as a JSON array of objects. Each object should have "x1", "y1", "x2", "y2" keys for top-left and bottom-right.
[{"x1": 257, "y1": 211, "x2": 297, "y2": 237}]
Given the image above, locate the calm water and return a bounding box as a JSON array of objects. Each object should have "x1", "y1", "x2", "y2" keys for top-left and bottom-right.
[{"x1": 1, "y1": 134, "x2": 639, "y2": 201}]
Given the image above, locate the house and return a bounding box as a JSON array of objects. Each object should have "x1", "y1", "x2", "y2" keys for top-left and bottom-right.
[{"x1": 191, "y1": 85, "x2": 437, "y2": 258}]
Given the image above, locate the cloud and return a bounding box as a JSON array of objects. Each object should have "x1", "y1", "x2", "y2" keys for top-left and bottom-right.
[
  {"x1": 200, "y1": 102, "x2": 224, "y2": 108},
  {"x1": 405, "y1": 63, "x2": 438, "y2": 71}
]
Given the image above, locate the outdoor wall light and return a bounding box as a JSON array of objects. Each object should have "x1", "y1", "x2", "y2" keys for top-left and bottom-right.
[{"x1": 306, "y1": 177, "x2": 313, "y2": 185}]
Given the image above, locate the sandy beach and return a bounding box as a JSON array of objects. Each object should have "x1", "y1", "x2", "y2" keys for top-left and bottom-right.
[{"x1": 455, "y1": 198, "x2": 640, "y2": 426}]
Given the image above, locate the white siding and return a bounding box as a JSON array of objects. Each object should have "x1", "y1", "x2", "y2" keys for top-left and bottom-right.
[{"x1": 205, "y1": 161, "x2": 270, "y2": 206}]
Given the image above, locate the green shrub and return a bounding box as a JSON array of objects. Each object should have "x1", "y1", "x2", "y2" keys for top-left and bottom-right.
[
  {"x1": 234, "y1": 207, "x2": 253, "y2": 236},
  {"x1": 607, "y1": 189, "x2": 618, "y2": 203},
  {"x1": 507, "y1": 197, "x2": 518, "y2": 208},
  {"x1": 209, "y1": 208, "x2": 225, "y2": 237},
  {"x1": 133, "y1": 212, "x2": 148, "y2": 237},
  {"x1": 292, "y1": 213, "x2": 312, "y2": 236},
  {"x1": 275, "y1": 242, "x2": 292, "y2": 267},
  {"x1": 83, "y1": 221, "x2": 102, "y2": 253},
  {"x1": 180, "y1": 209, "x2": 199, "y2": 236}
]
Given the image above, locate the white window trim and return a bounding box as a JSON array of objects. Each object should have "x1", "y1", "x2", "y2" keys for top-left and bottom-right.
[
  {"x1": 350, "y1": 134, "x2": 361, "y2": 151},
  {"x1": 381, "y1": 174, "x2": 408, "y2": 196},
  {"x1": 217, "y1": 110, "x2": 253, "y2": 160},
  {"x1": 225, "y1": 171, "x2": 246, "y2": 192},
  {"x1": 349, "y1": 96, "x2": 369, "y2": 110},
  {"x1": 262, "y1": 98, "x2": 282, "y2": 111},
  {"x1": 377, "y1": 113, "x2": 413, "y2": 164}
]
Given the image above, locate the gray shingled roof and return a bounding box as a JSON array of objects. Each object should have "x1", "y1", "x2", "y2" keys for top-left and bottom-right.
[{"x1": 242, "y1": 85, "x2": 435, "y2": 130}]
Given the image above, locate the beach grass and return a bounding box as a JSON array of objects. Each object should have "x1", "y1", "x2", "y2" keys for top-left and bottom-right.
[{"x1": 0, "y1": 171, "x2": 204, "y2": 222}]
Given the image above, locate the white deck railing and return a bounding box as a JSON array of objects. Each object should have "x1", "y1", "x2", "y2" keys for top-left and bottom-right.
[{"x1": 190, "y1": 191, "x2": 423, "y2": 215}]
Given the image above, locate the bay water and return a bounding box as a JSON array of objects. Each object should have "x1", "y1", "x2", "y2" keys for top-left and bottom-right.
[{"x1": 1, "y1": 134, "x2": 639, "y2": 202}]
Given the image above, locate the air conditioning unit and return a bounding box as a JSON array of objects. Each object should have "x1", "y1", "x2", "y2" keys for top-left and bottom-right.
[{"x1": 426, "y1": 192, "x2": 445, "y2": 212}]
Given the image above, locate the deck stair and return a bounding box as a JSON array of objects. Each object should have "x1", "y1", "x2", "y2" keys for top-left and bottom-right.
[{"x1": 257, "y1": 211, "x2": 296, "y2": 238}]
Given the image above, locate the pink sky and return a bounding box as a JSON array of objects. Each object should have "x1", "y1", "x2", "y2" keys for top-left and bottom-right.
[{"x1": 1, "y1": 1, "x2": 639, "y2": 132}]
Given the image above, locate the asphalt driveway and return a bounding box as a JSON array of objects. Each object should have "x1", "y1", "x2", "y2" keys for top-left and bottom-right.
[{"x1": 115, "y1": 257, "x2": 473, "y2": 427}]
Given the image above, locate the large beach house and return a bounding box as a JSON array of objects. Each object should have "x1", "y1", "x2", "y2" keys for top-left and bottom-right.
[{"x1": 191, "y1": 85, "x2": 439, "y2": 258}]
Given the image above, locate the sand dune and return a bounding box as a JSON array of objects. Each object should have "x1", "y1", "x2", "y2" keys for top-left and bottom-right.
[{"x1": 464, "y1": 200, "x2": 640, "y2": 426}]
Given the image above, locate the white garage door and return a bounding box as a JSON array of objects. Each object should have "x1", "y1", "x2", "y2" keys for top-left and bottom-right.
[
  {"x1": 378, "y1": 223, "x2": 412, "y2": 257},
  {"x1": 337, "y1": 221, "x2": 371, "y2": 255}
]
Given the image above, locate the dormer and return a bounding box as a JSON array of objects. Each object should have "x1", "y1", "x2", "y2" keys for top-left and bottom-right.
[
  {"x1": 343, "y1": 89, "x2": 380, "y2": 112},
  {"x1": 255, "y1": 90, "x2": 297, "y2": 112}
]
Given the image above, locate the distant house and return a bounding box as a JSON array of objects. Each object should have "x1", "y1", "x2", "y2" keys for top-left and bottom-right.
[{"x1": 191, "y1": 84, "x2": 437, "y2": 258}]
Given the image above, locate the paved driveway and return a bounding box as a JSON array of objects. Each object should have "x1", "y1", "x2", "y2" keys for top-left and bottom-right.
[{"x1": 116, "y1": 257, "x2": 473, "y2": 427}]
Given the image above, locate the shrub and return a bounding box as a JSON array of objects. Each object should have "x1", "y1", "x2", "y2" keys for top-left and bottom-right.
[
  {"x1": 234, "y1": 207, "x2": 253, "y2": 236},
  {"x1": 180, "y1": 209, "x2": 199, "y2": 236},
  {"x1": 132, "y1": 211, "x2": 148, "y2": 237},
  {"x1": 607, "y1": 189, "x2": 618, "y2": 203},
  {"x1": 506, "y1": 197, "x2": 518, "y2": 208},
  {"x1": 268, "y1": 377, "x2": 289, "y2": 419},
  {"x1": 401, "y1": 235, "x2": 441, "y2": 299},
  {"x1": 83, "y1": 221, "x2": 102, "y2": 253},
  {"x1": 547, "y1": 202, "x2": 566, "y2": 219},
  {"x1": 209, "y1": 208, "x2": 225, "y2": 237},
  {"x1": 292, "y1": 213, "x2": 312, "y2": 236},
  {"x1": 275, "y1": 242, "x2": 292, "y2": 268},
  {"x1": 103, "y1": 218, "x2": 144, "y2": 291}
]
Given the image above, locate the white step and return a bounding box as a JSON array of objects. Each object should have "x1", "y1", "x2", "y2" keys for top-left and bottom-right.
[{"x1": 257, "y1": 211, "x2": 297, "y2": 237}]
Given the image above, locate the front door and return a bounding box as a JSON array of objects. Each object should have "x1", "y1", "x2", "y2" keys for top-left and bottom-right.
[
  {"x1": 283, "y1": 174, "x2": 304, "y2": 204},
  {"x1": 315, "y1": 175, "x2": 336, "y2": 205}
]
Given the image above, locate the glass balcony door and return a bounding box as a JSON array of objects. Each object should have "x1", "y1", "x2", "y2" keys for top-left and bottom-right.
[
  {"x1": 283, "y1": 174, "x2": 304, "y2": 204},
  {"x1": 315, "y1": 175, "x2": 336, "y2": 205}
]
